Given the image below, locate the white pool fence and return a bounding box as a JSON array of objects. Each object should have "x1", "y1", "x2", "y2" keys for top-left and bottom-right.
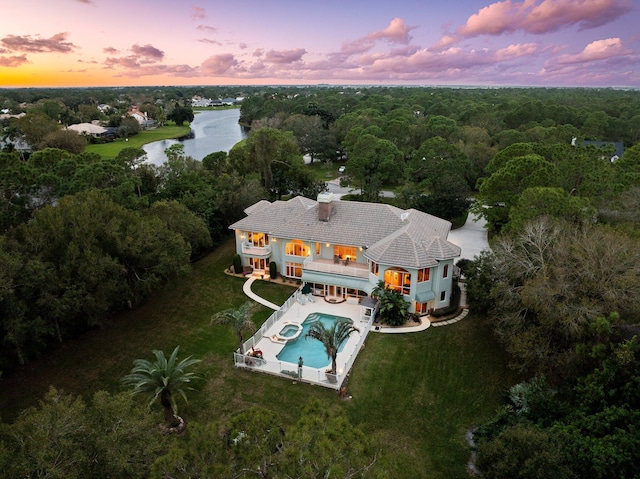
[{"x1": 234, "y1": 293, "x2": 373, "y2": 389}]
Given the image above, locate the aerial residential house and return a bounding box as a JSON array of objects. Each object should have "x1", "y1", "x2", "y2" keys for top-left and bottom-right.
[
  {"x1": 229, "y1": 193, "x2": 461, "y2": 315},
  {"x1": 97, "y1": 104, "x2": 111, "y2": 114},
  {"x1": 191, "y1": 96, "x2": 213, "y2": 107},
  {"x1": 128, "y1": 107, "x2": 156, "y2": 129},
  {"x1": 67, "y1": 122, "x2": 108, "y2": 137},
  {"x1": 582, "y1": 140, "x2": 625, "y2": 162}
]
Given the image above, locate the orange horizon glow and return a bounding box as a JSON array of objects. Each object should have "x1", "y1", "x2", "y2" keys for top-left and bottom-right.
[{"x1": 1, "y1": 0, "x2": 639, "y2": 89}]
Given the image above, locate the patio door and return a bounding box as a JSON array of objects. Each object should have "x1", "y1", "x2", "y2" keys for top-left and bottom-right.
[{"x1": 328, "y1": 285, "x2": 344, "y2": 298}]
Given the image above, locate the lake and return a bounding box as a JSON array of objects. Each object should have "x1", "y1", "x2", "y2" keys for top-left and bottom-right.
[{"x1": 143, "y1": 109, "x2": 248, "y2": 166}]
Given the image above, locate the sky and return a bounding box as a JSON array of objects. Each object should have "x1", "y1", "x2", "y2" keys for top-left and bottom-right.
[{"x1": 0, "y1": 0, "x2": 638, "y2": 88}]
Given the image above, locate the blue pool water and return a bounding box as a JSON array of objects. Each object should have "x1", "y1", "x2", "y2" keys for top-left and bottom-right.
[
  {"x1": 276, "y1": 313, "x2": 353, "y2": 368},
  {"x1": 279, "y1": 324, "x2": 299, "y2": 338}
]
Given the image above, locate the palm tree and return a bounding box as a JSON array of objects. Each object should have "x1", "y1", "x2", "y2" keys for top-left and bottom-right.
[
  {"x1": 372, "y1": 280, "x2": 409, "y2": 326},
  {"x1": 305, "y1": 319, "x2": 360, "y2": 376},
  {"x1": 121, "y1": 346, "x2": 200, "y2": 428},
  {"x1": 210, "y1": 301, "x2": 257, "y2": 354}
]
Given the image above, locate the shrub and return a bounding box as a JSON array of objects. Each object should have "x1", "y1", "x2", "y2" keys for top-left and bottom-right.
[
  {"x1": 269, "y1": 261, "x2": 277, "y2": 279},
  {"x1": 232, "y1": 253, "x2": 242, "y2": 274}
]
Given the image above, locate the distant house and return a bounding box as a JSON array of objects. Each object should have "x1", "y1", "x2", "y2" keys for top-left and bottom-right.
[
  {"x1": 128, "y1": 108, "x2": 156, "y2": 129},
  {"x1": 67, "y1": 122, "x2": 108, "y2": 137},
  {"x1": 191, "y1": 96, "x2": 213, "y2": 107},
  {"x1": 229, "y1": 193, "x2": 461, "y2": 315},
  {"x1": 0, "y1": 112, "x2": 25, "y2": 120},
  {"x1": 576, "y1": 138, "x2": 625, "y2": 162}
]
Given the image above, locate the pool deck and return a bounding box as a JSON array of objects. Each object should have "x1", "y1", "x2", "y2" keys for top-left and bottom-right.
[
  {"x1": 238, "y1": 277, "x2": 470, "y2": 388},
  {"x1": 251, "y1": 297, "x2": 367, "y2": 373}
]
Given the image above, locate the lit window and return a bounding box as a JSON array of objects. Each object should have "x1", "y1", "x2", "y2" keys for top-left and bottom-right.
[
  {"x1": 285, "y1": 262, "x2": 303, "y2": 278},
  {"x1": 384, "y1": 267, "x2": 411, "y2": 296},
  {"x1": 370, "y1": 262, "x2": 379, "y2": 276},
  {"x1": 285, "y1": 240, "x2": 310, "y2": 257},
  {"x1": 415, "y1": 302, "x2": 430, "y2": 314},
  {"x1": 334, "y1": 245, "x2": 357, "y2": 260},
  {"x1": 247, "y1": 231, "x2": 268, "y2": 247},
  {"x1": 418, "y1": 268, "x2": 430, "y2": 282}
]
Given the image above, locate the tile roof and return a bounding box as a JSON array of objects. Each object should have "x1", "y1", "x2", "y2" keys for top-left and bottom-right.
[{"x1": 229, "y1": 197, "x2": 460, "y2": 268}]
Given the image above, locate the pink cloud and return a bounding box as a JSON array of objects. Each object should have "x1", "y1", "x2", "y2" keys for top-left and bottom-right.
[
  {"x1": 546, "y1": 37, "x2": 633, "y2": 68},
  {"x1": 130, "y1": 44, "x2": 164, "y2": 61},
  {"x1": 196, "y1": 25, "x2": 217, "y2": 33},
  {"x1": 200, "y1": 53, "x2": 238, "y2": 74},
  {"x1": 103, "y1": 46, "x2": 119, "y2": 54},
  {"x1": 340, "y1": 18, "x2": 415, "y2": 56},
  {"x1": 198, "y1": 38, "x2": 222, "y2": 46},
  {"x1": 1, "y1": 32, "x2": 76, "y2": 53},
  {"x1": 111, "y1": 63, "x2": 199, "y2": 78},
  {"x1": 191, "y1": 5, "x2": 206, "y2": 20},
  {"x1": 457, "y1": 0, "x2": 632, "y2": 38},
  {"x1": 263, "y1": 48, "x2": 306, "y2": 64},
  {"x1": 74, "y1": 0, "x2": 95, "y2": 4},
  {"x1": 372, "y1": 17, "x2": 413, "y2": 43},
  {"x1": 0, "y1": 54, "x2": 28, "y2": 67},
  {"x1": 103, "y1": 43, "x2": 166, "y2": 71},
  {"x1": 524, "y1": 0, "x2": 632, "y2": 33},
  {"x1": 495, "y1": 42, "x2": 539, "y2": 60}
]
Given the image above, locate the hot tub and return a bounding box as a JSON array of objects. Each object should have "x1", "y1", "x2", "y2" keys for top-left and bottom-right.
[{"x1": 275, "y1": 321, "x2": 303, "y2": 342}]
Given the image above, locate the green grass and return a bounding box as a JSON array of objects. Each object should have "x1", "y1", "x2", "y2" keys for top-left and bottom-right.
[
  {"x1": 307, "y1": 160, "x2": 345, "y2": 182},
  {"x1": 85, "y1": 124, "x2": 191, "y2": 159},
  {"x1": 0, "y1": 239, "x2": 514, "y2": 478}
]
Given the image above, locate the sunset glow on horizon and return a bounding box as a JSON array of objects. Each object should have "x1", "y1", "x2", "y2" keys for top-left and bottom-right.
[{"x1": 1, "y1": 0, "x2": 638, "y2": 88}]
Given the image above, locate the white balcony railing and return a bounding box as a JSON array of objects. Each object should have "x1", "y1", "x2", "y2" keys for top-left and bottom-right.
[
  {"x1": 303, "y1": 257, "x2": 369, "y2": 278},
  {"x1": 241, "y1": 242, "x2": 271, "y2": 256}
]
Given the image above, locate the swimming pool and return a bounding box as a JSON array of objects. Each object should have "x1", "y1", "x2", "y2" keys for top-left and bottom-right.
[{"x1": 276, "y1": 312, "x2": 354, "y2": 369}]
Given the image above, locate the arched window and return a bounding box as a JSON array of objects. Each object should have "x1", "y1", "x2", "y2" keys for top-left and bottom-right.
[
  {"x1": 285, "y1": 239, "x2": 310, "y2": 257},
  {"x1": 443, "y1": 264, "x2": 449, "y2": 278},
  {"x1": 384, "y1": 267, "x2": 411, "y2": 295}
]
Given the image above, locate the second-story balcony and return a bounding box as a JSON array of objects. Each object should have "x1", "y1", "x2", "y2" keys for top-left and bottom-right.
[
  {"x1": 241, "y1": 242, "x2": 272, "y2": 256},
  {"x1": 303, "y1": 257, "x2": 369, "y2": 279}
]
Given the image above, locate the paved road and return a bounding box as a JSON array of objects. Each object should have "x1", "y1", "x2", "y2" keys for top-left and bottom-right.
[
  {"x1": 325, "y1": 179, "x2": 394, "y2": 198},
  {"x1": 447, "y1": 212, "x2": 490, "y2": 261}
]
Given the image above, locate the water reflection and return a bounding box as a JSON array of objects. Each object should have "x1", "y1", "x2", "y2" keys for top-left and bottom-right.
[{"x1": 143, "y1": 109, "x2": 247, "y2": 166}]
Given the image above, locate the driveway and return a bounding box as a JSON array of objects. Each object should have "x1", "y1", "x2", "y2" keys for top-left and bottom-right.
[
  {"x1": 325, "y1": 179, "x2": 394, "y2": 199},
  {"x1": 447, "y1": 212, "x2": 490, "y2": 261}
]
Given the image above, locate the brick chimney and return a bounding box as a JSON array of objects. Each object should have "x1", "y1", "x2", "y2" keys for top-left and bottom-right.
[{"x1": 317, "y1": 192, "x2": 334, "y2": 222}]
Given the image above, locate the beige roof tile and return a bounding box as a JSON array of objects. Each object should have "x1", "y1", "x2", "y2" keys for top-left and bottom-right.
[{"x1": 229, "y1": 197, "x2": 460, "y2": 268}]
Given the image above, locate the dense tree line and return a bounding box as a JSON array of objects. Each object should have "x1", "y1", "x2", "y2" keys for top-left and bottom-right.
[
  {"x1": 0, "y1": 144, "x2": 268, "y2": 371},
  {"x1": 0, "y1": 390, "x2": 379, "y2": 479},
  {"x1": 239, "y1": 86, "x2": 640, "y2": 220},
  {"x1": 3, "y1": 86, "x2": 640, "y2": 477},
  {"x1": 460, "y1": 142, "x2": 640, "y2": 476}
]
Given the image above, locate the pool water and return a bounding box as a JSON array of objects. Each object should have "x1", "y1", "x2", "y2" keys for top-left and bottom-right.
[
  {"x1": 276, "y1": 313, "x2": 354, "y2": 369},
  {"x1": 279, "y1": 324, "x2": 300, "y2": 338}
]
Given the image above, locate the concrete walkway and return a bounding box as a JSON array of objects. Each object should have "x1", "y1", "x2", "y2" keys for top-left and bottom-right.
[
  {"x1": 243, "y1": 276, "x2": 471, "y2": 332},
  {"x1": 243, "y1": 276, "x2": 281, "y2": 310}
]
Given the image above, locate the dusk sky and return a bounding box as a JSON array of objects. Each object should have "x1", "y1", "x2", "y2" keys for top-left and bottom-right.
[{"x1": 1, "y1": 0, "x2": 638, "y2": 88}]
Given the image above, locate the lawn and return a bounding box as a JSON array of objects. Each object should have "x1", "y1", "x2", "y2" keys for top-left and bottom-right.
[
  {"x1": 0, "y1": 238, "x2": 513, "y2": 478},
  {"x1": 85, "y1": 123, "x2": 191, "y2": 159}
]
